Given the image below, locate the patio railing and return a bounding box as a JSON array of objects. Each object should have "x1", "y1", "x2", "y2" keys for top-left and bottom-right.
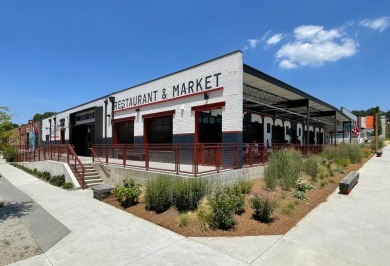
[{"x1": 90, "y1": 143, "x2": 239, "y2": 176}]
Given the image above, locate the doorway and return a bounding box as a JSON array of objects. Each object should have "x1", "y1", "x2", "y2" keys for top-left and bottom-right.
[
  {"x1": 60, "y1": 129, "x2": 65, "y2": 144},
  {"x1": 198, "y1": 110, "x2": 222, "y2": 144},
  {"x1": 71, "y1": 124, "x2": 93, "y2": 156}
]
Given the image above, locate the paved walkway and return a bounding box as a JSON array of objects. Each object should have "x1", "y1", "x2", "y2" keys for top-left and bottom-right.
[{"x1": 0, "y1": 145, "x2": 389, "y2": 265}]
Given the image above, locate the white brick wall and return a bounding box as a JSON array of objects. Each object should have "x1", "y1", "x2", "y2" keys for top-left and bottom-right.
[
  {"x1": 113, "y1": 51, "x2": 243, "y2": 137},
  {"x1": 41, "y1": 51, "x2": 243, "y2": 142}
]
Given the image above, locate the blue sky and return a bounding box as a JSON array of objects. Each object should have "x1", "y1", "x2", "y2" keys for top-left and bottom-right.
[{"x1": 1, "y1": 0, "x2": 389, "y2": 125}]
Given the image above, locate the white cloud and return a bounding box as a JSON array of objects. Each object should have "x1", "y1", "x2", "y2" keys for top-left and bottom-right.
[
  {"x1": 359, "y1": 16, "x2": 390, "y2": 32},
  {"x1": 276, "y1": 25, "x2": 358, "y2": 69},
  {"x1": 294, "y1": 25, "x2": 340, "y2": 43},
  {"x1": 279, "y1": 60, "x2": 297, "y2": 69},
  {"x1": 266, "y1": 34, "x2": 284, "y2": 45},
  {"x1": 246, "y1": 30, "x2": 272, "y2": 49},
  {"x1": 248, "y1": 39, "x2": 259, "y2": 48}
]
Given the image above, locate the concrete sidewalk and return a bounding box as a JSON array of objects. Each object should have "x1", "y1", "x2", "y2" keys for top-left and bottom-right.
[{"x1": 0, "y1": 145, "x2": 389, "y2": 265}]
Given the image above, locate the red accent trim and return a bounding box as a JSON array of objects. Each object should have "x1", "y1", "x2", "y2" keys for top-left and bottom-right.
[
  {"x1": 142, "y1": 110, "x2": 175, "y2": 119},
  {"x1": 195, "y1": 111, "x2": 199, "y2": 145},
  {"x1": 143, "y1": 118, "x2": 148, "y2": 145},
  {"x1": 115, "y1": 86, "x2": 224, "y2": 113},
  {"x1": 113, "y1": 116, "x2": 135, "y2": 123},
  {"x1": 191, "y1": 101, "x2": 226, "y2": 112}
]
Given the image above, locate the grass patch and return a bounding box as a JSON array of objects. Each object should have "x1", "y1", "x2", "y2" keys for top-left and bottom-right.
[
  {"x1": 264, "y1": 150, "x2": 302, "y2": 190},
  {"x1": 281, "y1": 202, "x2": 295, "y2": 216},
  {"x1": 304, "y1": 156, "x2": 319, "y2": 182}
]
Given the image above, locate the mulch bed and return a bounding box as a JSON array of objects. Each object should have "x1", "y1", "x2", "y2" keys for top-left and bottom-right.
[{"x1": 103, "y1": 157, "x2": 370, "y2": 237}]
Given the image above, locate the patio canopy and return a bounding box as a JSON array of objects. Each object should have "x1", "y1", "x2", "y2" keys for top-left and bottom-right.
[{"x1": 243, "y1": 64, "x2": 351, "y2": 132}]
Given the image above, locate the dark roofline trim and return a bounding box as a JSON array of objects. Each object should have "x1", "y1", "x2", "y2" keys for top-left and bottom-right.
[{"x1": 243, "y1": 64, "x2": 350, "y2": 121}]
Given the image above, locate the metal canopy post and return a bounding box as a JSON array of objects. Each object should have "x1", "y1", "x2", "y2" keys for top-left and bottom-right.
[
  {"x1": 349, "y1": 121, "x2": 352, "y2": 144},
  {"x1": 306, "y1": 101, "x2": 310, "y2": 147},
  {"x1": 334, "y1": 115, "x2": 337, "y2": 145}
]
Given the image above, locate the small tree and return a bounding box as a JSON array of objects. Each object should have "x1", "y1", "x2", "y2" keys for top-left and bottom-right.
[{"x1": 0, "y1": 106, "x2": 13, "y2": 152}]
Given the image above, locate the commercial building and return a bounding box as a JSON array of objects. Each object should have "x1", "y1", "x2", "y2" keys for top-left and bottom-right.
[{"x1": 40, "y1": 51, "x2": 351, "y2": 166}]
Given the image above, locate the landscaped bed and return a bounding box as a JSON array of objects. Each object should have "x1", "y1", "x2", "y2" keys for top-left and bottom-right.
[{"x1": 103, "y1": 144, "x2": 372, "y2": 237}]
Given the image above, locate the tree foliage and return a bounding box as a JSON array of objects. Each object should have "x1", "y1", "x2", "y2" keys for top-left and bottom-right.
[
  {"x1": 352, "y1": 107, "x2": 389, "y2": 118},
  {"x1": 0, "y1": 106, "x2": 13, "y2": 151},
  {"x1": 33, "y1": 112, "x2": 56, "y2": 121}
]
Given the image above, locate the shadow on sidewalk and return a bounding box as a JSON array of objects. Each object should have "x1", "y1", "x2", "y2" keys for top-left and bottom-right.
[{"x1": 0, "y1": 200, "x2": 35, "y2": 221}]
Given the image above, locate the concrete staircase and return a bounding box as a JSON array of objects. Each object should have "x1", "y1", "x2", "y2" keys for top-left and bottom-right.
[{"x1": 79, "y1": 163, "x2": 103, "y2": 188}]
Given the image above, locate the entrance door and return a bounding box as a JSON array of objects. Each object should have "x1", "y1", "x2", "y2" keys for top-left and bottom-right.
[
  {"x1": 60, "y1": 129, "x2": 65, "y2": 144},
  {"x1": 198, "y1": 110, "x2": 222, "y2": 143},
  {"x1": 196, "y1": 109, "x2": 222, "y2": 165},
  {"x1": 71, "y1": 124, "x2": 94, "y2": 156}
]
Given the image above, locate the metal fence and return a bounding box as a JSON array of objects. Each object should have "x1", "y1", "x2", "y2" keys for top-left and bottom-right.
[{"x1": 14, "y1": 144, "x2": 86, "y2": 189}]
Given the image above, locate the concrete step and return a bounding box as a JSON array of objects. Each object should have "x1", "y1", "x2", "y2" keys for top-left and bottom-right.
[
  {"x1": 71, "y1": 162, "x2": 103, "y2": 187},
  {"x1": 85, "y1": 178, "x2": 103, "y2": 185},
  {"x1": 84, "y1": 171, "x2": 99, "y2": 176},
  {"x1": 85, "y1": 181, "x2": 104, "y2": 188},
  {"x1": 84, "y1": 175, "x2": 101, "y2": 181}
]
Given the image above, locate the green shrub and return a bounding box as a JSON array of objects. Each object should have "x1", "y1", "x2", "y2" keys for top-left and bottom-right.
[
  {"x1": 322, "y1": 144, "x2": 363, "y2": 167},
  {"x1": 50, "y1": 175, "x2": 65, "y2": 187},
  {"x1": 249, "y1": 195, "x2": 275, "y2": 222},
  {"x1": 3, "y1": 145, "x2": 16, "y2": 162},
  {"x1": 295, "y1": 179, "x2": 314, "y2": 192},
  {"x1": 210, "y1": 190, "x2": 237, "y2": 230},
  {"x1": 335, "y1": 167, "x2": 345, "y2": 174},
  {"x1": 361, "y1": 146, "x2": 371, "y2": 158},
  {"x1": 264, "y1": 150, "x2": 302, "y2": 190},
  {"x1": 329, "y1": 168, "x2": 334, "y2": 177},
  {"x1": 335, "y1": 157, "x2": 350, "y2": 167},
  {"x1": 305, "y1": 157, "x2": 319, "y2": 181},
  {"x1": 42, "y1": 171, "x2": 51, "y2": 181},
  {"x1": 348, "y1": 144, "x2": 363, "y2": 164},
  {"x1": 292, "y1": 179, "x2": 313, "y2": 201},
  {"x1": 224, "y1": 184, "x2": 245, "y2": 215},
  {"x1": 114, "y1": 178, "x2": 142, "y2": 208},
  {"x1": 291, "y1": 190, "x2": 307, "y2": 201},
  {"x1": 370, "y1": 138, "x2": 385, "y2": 151},
  {"x1": 237, "y1": 178, "x2": 254, "y2": 194},
  {"x1": 62, "y1": 182, "x2": 73, "y2": 190},
  {"x1": 173, "y1": 178, "x2": 211, "y2": 212},
  {"x1": 145, "y1": 175, "x2": 173, "y2": 213}
]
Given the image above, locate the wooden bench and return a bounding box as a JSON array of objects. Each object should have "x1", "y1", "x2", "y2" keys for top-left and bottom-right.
[{"x1": 339, "y1": 171, "x2": 359, "y2": 195}]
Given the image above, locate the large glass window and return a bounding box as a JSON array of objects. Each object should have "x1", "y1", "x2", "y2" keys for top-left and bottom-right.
[
  {"x1": 116, "y1": 121, "x2": 134, "y2": 144},
  {"x1": 243, "y1": 122, "x2": 263, "y2": 143},
  {"x1": 147, "y1": 115, "x2": 173, "y2": 143}
]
